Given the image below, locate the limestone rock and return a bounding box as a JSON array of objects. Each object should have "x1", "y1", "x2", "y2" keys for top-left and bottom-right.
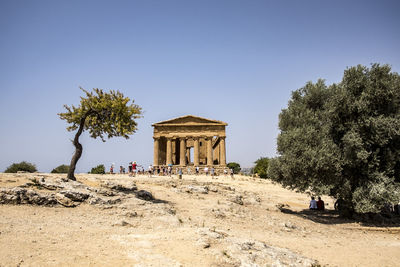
[
  {"x1": 102, "y1": 181, "x2": 137, "y2": 192},
  {"x1": 208, "y1": 186, "x2": 219, "y2": 192},
  {"x1": 92, "y1": 188, "x2": 118, "y2": 197},
  {"x1": 222, "y1": 185, "x2": 236, "y2": 192},
  {"x1": 283, "y1": 221, "x2": 297, "y2": 229},
  {"x1": 135, "y1": 190, "x2": 154, "y2": 201},
  {"x1": 185, "y1": 185, "x2": 208, "y2": 194},
  {"x1": 231, "y1": 195, "x2": 244, "y2": 205},
  {"x1": 0, "y1": 187, "x2": 57, "y2": 206},
  {"x1": 124, "y1": 211, "x2": 138, "y2": 217},
  {"x1": 55, "y1": 193, "x2": 76, "y2": 207},
  {"x1": 113, "y1": 220, "x2": 131, "y2": 227},
  {"x1": 59, "y1": 190, "x2": 89, "y2": 202},
  {"x1": 88, "y1": 195, "x2": 122, "y2": 206},
  {"x1": 228, "y1": 237, "x2": 316, "y2": 266},
  {"x1": 212, "y1": 208, "x2": 226, "y2": 219}
]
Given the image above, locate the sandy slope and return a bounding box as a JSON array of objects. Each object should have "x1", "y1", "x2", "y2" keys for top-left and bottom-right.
[{"x1": 0, "y1": 173, "x2": 399, "y2": 267}]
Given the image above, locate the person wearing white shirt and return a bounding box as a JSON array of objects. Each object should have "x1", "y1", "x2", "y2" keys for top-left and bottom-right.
[{"x1": 309, "y1": 196, "x2": 317, "y2": 210}]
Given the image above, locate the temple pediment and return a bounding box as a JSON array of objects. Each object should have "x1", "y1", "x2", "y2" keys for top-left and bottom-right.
[{"x1": 152, "y1": 115, "x2": 228, "y2": 126}]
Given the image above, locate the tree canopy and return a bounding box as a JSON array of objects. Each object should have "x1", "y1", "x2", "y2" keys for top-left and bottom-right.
[
  {"x1": 254, "y1": 157, "x2": 269, "y2": 178},
  {"x1": 268, "y1": 64, "x2": 400, "y2": 215},
  {"x1": 227, "y1": 162, "x2": 241, "y2": 174},
  {"x1": 59, "y1": 88, "x2": 142, "y2": 180}
]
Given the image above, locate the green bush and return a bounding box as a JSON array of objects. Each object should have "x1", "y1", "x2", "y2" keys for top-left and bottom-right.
[
  {"x1": 90, "y1": 164, "x2": 105, "y2": 174},
  {"x1": 227, "y1": 162, "x2": 241, "y2": 174},
  {"x1": 51, "y1": 164, "x2": 69, "y2": 174},
  {"x1": 5, "y1": 161, "x2": 37, "y2": 173},
  {"x1": 254, "y1": 157, "x2": 269, "y2": 178}
]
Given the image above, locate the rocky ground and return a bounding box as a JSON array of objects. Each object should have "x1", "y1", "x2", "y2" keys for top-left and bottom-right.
[{"x1": 0, "y1": 173, "x2": 399, "y2": 267}]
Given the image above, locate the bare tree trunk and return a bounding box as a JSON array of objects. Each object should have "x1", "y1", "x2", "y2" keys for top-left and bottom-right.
[{"x1": 67, "y1": 115, "x2": 88, "y2": 180}]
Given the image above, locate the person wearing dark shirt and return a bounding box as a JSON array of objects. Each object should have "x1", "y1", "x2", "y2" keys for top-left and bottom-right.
[{"x1": 317, "y1": 197, "x2": 325, "y2": 211}]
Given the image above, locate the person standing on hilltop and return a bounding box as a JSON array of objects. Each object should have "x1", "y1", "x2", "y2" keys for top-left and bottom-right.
[
  {"x1": 131, "y1": 161, "x2": 137, "y2": 177},
  {"x1": 178, "y1": 168, "x2": 183, "y2": 179},
  {"x1": 128, "y1": 162, "x2": 132, "y2": 174},
  {"x1": 110, "y1": 164, "x2": 114, "y2": 174},
  {"x1": 167, "y1": 166, "x2": 172, "y2": 177}
]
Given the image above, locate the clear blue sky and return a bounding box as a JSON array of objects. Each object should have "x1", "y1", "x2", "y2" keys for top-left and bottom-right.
[{"x1": 1, "y1": 0, "x2": 399, "y2": 172}]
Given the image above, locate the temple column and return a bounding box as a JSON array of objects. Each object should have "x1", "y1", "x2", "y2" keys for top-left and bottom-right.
[
  {"x1": 220, "y1": 136, "x2": 226, "y2": 166},
  {"x1": 194, "y1": 137, "x2": 200, "y2": 166},
  {"x1": 180, "y1": 138, "x2": 186, "y2": 166},
  {"x1": 206, "y1": 137, "x2": 213, "y2": 166},
  {"x1": 166, "y1": 137, "x2": 172, "y2": 165},
  {"x1": 186, "y1": 147, "x2": 191, "y2": 164},
  {"x1": 153, "y1": 137, "x2": 159, "y2": 166}
]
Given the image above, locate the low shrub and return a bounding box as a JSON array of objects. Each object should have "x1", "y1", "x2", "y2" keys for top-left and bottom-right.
[
  {"x1": 51, "y1": 164, "x2": 69, "y2": 173},
  {"x1": 5, "y1": 161, "x2": 37, "y2": 173},
  {"x1": 90, "y1": 164, "x2": 105, "y2": 174}
]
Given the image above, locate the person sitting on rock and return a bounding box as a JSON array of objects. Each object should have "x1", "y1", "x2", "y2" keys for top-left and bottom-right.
[
  {"x1": 309, "y1": 196, "x2": 317, "y2": 210},
  {"x1": 317, "y1": 197, "x2": 325, "y2": 211}
]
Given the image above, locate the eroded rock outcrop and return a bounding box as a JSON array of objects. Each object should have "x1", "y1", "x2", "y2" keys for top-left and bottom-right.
[
  {"x1": 0, "y1": 187, "x2": 57, "y2": 206},
  {"x1": 0, "y1": 176, "x2": 150, "y2": 208}
]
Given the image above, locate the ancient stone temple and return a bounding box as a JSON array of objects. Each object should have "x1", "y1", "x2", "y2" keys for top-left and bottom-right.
[{"x1": 152, "y1": 115, "x2": 227, "y2": 167}]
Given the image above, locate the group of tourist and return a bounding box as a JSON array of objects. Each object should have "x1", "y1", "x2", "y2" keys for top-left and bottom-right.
[
  {"x1": 109, "y1": 162, "x2": 144, "y2": 176},
  {"x1": 310, "y1": 197, "x2": 400, "y2": 215},
  {"x1": 108, "y1": 162, "x2": 235, "y2": 178},
  {"x1": 309, "y1": 196, "x2": 325, "y2": 211}
]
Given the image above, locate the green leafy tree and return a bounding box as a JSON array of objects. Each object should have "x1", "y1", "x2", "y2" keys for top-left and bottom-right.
[
  {"x1": 269, "y1": 64, "x2": 400, "y2": 216},
  {"x1": 227, "y1": 162, "x2": 241, "y2": 174},
  {"x1": 254, "y1": 157, "x2": 269, "y2": 178},
  {"x1": 5, "y1": 161, "x2": 37, "y2": 173},
  {"x1": 59, "y1": 88, "x2": 142, "y2": 180},
  {"x1": 89, "y1": 164, "x2": 106, "y2": 174},
  {"x1": 51, "y1": 164, "x2": 69, "y2": 174}
]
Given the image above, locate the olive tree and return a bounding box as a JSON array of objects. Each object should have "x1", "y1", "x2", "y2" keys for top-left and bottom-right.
[
  {"x1": 59, "y1": 88, "x2": 142, "y2": 180},
  {"x1": 269, "y1": 64, "x2": 400, "y2": 216}
]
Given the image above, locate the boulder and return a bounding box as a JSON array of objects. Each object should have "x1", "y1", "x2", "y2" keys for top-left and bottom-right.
[
  {"x1": 55, "y1": 193, "x2": 77, "y2": 207},
  {"x1": 185, "y1": 185, "x2": 208, "y2": 194},
  {"x1": 102, "y1": 181, "x2": 137, "y2": 192},
  {"x1": 135, "y1": 190, "x2": 154, "y2": 201}
]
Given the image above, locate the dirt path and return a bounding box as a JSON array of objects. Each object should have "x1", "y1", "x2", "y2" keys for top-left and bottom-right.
[{"x1": 1, "y1": 173, "x2": 399, "y2": 266}]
